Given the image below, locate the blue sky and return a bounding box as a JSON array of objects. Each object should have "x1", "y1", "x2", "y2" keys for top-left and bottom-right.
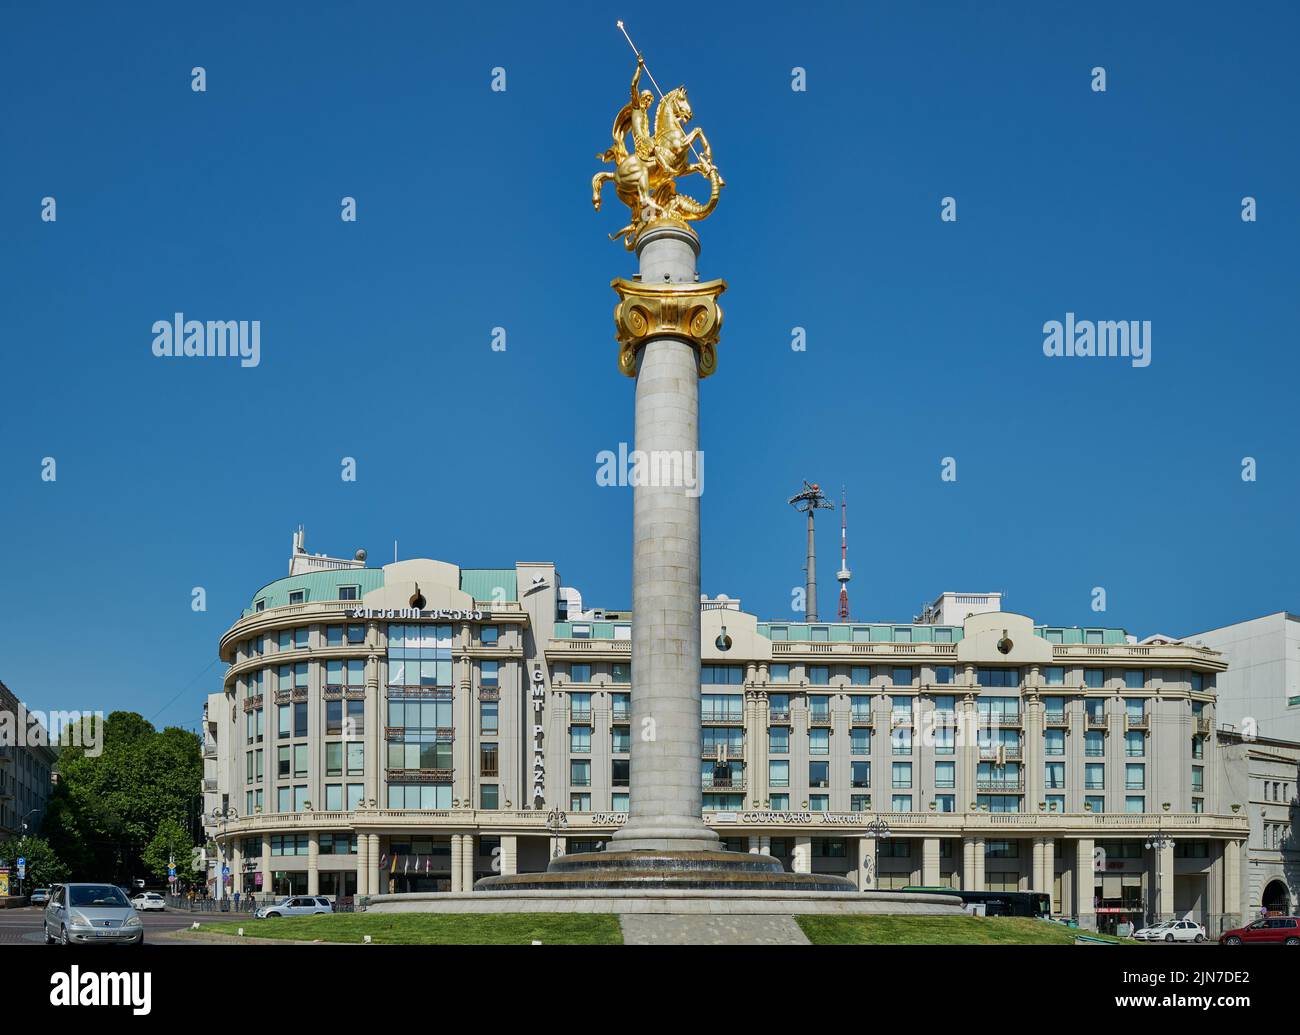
[{"x1": 2, "y1": 1, "x2": 1298, "y2": 728}]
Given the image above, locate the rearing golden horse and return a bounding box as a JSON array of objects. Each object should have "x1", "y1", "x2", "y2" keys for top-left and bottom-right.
[{"x1": 592, "y1": 57, "x2": 725, "y2": 249}]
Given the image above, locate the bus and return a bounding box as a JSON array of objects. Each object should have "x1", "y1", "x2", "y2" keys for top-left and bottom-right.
[{"x1": 899, "y1": 886, "x2": 1051, "y2": 919}]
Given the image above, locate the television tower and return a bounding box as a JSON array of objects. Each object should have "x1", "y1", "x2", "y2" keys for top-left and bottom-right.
[
  {"x1": 837, "y1": 488, "x2": 852, "y2": 621},
  {"x1": 788, "y1": 480, "x2": 832, "y2": 622}
]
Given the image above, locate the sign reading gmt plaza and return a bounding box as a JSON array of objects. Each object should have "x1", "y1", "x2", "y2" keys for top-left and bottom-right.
[{"x1": 206, "y1": 537, "x2": 1250, "y2": 929}]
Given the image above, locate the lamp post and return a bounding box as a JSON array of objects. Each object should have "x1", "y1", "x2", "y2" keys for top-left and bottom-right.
[
  {"x1": 865, "y1": 816, "x2": 891, "y2": 891},
  {"x1": 1144, "y1": 805, "x2": 1174, "y2": 926},
  {"x1": 209, "y1": 806, "x2": 238, "y2": 904},
  {"x1": 15, "y1": 809, "x2": 41, "y2": 896},
  {"x1": 546, "y1": 807, "x2": 568, "y2": 860}
]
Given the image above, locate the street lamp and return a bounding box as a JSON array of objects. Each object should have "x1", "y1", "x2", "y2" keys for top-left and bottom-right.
[
  {"x1": 209, "y1": 806, "x2": 238, "y2": 904},
  {"x1": 864, "y1": 816, "x2": 891, "y2": 891},
  {"x1": 14, "y1": 809, "x2": 42, "y2": 896},
  {"x1": 546, "y1": 807, "x2": 568, "y2": 859},
  {"x1": 1144, "y1": 805, "x2": 1174, "y2": 926}
]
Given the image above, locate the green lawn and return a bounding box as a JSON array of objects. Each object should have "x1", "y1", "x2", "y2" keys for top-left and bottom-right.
[
  {"x1": 796, "y1": 915, "x2": 1134, "y2": 945},
  {"x1": 197, "y1": 912, "x2": 623, "y2": 945}
]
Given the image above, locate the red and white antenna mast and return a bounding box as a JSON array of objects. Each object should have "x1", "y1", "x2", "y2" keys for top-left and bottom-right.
[{"x1": 837, "y1": 487, "x2": 852, "y2": 622}]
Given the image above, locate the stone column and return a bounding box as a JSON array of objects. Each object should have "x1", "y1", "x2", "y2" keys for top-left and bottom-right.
[
  {"x1": 365, "y1": 646, "x2": 380, "y2": 807},
  {"x1": 922, "y1": 837, "x2": 940, "y2": 886},
  {"x1": 450, "y1": 834, "x2": 464, "y2": 892},
  {"x1": 962, "y1": 836, "x2": 977, "y2": 891},
  {"x1": 260, "y1": 833, "x2": 271, "y2": 902},
  {"x1": 1222, "y1": 839, "x2": 1242, "y2": 931},
  {"x1": 356, "y1": 832, "x2": 369, "y2": 896},
  {"x1": 307, "y1": 832, "x2": 319, "y2": 895},
  {"x1": 609, "y1": 224, "x2": 725, "y2": 855},
  {"x1": 370, "y1": 835, "x2": 383, "y2": 894},
  {"x1": 857, "y1": 836, "x2": 875, "y2": 890},
  {"x1": 461, "y1": 833, "x2": 476, "y2": 890},
  {"x1": 499, "y1": 835, "x2": 518, "y2": 876},
  {"x1": 1076, "y1": 837, "x2": 1096, "y2": 930},
  {"x1": 1042, "y1": 837, "x2": 1056, "y2": 913},
  {"x1": 1157, "y1": 840, "x2": 1174, "y2": 921},
  {"x1": 972, "y1": 836, "x2": 986, "y2": 891},
  {"x1": 792, "y1": 835, "x2": 812, "y2": 874},
  {"x1": 1031, "y1": 837, "x2": 1045, "y2": 892},
  {"x1": 748, "y1": 836, "x2": 762, "y2": 854}
]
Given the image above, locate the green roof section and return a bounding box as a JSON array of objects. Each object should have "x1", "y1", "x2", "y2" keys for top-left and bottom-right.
[
  {"x1": 244, "y1": 568, "x2": 385, "y2": 616},
  {"x1": 460, "y1": 568, "x2": 517, "y2": 603}
]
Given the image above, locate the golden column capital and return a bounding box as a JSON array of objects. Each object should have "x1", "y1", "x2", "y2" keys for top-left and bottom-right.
[{"x1": 611, "y1": 277, "x2": 726, "y2": 378}]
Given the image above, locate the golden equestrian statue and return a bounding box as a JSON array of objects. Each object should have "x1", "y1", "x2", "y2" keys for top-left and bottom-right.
[{"x1": 591, "y1": 48, "x2": 725, "y2": 249}]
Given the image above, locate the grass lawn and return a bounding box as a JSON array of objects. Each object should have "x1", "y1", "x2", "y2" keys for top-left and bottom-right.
[
  {"x1": 796, "y1": 915, "x2": 1134, "y2": 945},
  {"x1": 198, "y1": 912, "x2": 623, "y2": 945}
]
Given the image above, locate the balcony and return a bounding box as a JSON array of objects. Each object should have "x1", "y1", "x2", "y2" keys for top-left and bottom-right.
[
  {"x1": 1195, "y1": 716, "x2": 1213, "y2": 735},
  {"x1": 701, "y1": 777, "x2": 746, "y2": 792},
  {"x1": 768, "y1": 708, "x2": 792, "y2": 723},
  {"x1": 1044, "y1": 712, "x2": 1068, "y2": 727},
  {"x1": 979, "y1": 745, "x2": 1023, "y2": 762},
  {"x1": 203, "y1": 779, "x2": 218, "y2": 792},
  {"x1": 809, "y1": 713, "x2": 833, "y2": 728},
  {"x1": 612, "y1": 709, "x2": 631, "y2": 723},
  {"x1": 976, "y1": 777, "x2": 1025, "y2": 792},
  {"x1": 1086, "y1": 713, "x2": 1108, "y2": 730},
  {"x1": 1125, "y1": 714, "x2": 1150, "y2": 731},
  {"x1": 890, "y1": 713, "x2": 913, "y2": 728},
  {"x1": 702, "y1": 746, "x2": 743, "y2": 760},
  {"x1": 386, "y1": 768, "x2": 452, "y2": 783},
  {"x1": 702, "y1": 713, "x2": 744, "y2": 726},
  {"x1": 570, "y1": 708, "x2": 593, "y2": 724},
  {"x1": 850, "y1": 712, "x2": 873, "y2": 727}
]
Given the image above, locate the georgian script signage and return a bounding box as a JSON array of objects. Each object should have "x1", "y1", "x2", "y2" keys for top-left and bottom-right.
[
  {"x1": 591, "y1": 812, "x2": 628, "y2": 826},
  {"x1": 349, "y1": 607, "x2": 486, "y2": 621}
]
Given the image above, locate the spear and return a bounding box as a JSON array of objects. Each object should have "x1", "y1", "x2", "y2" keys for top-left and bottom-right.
[{"x1": 615, "y1": 20, "x2": 707, "y2": 169}]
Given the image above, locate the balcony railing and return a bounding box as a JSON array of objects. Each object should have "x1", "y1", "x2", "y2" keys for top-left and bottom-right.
[
  {"x1": 570, "y1": 708, "x2": 592, "y2": 723},
  {"x1": 976, "y1": 777, "x2": 1025, "y2": 792},
  {"x1": 809, "y1": 713, "x2": 833, "y2": 727},
  {"x1": 769, "y1": 708, "x2": 792, "y2": 723},
  {"x1": 701, "y1": 777, "x2": 746, "y2": 791},
  {"x1": 386, "y1": 768, "x2": 452, "y2": 783},
  {"x1": 979, "y1": 745, "x2": 1023, "y2": 761},
  {"x1": 1195, "y1": 716, "x2": 1213, "y2": 734},
  {"x1": 1125, "y1": 714, "x2": 1150, "y2": 731},
  {"x1": 702, "y1": 713, "x2": 745, "y2": 725},
  {"x1": 1045, "y1": 712, "x2": 1068, "y2": 727},
  {"x1": 850, "y1": 712, "x2": 873, "y2": 726},
  {"x1": 1086, "y1": 713, "x2": 1108, "y2": 729}
]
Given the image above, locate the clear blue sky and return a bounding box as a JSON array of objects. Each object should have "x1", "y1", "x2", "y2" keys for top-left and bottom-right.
[{"x1": 2, "y1": 1, "x2": 1298, "y2": 729}]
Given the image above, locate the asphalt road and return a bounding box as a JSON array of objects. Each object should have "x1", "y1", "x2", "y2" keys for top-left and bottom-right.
[{"x1": 0, "y1": 905, "x2": 208, "y2": 945}]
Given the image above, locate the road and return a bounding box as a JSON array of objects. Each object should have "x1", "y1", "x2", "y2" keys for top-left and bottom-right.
[{"x1": 0, "y1": 905, "x2": 213, "y2": 945}]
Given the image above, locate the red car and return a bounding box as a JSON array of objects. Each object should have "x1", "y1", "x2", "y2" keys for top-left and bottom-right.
[{"x1": 1219, "y1": 916, "x2": 1300, "y2": 945}]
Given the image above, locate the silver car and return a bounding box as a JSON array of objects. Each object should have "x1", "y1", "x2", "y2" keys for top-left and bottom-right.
[
  {"x1": 44, "y1": 883, "x2": 145, "y2": 945},
  {"x1": 254, "y1": 895, "x2": 333, "y2": 919}
]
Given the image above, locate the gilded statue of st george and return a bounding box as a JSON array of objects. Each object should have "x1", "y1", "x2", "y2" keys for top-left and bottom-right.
[{"x1": 591, "y1": 53, "x2": 725, "y2": 249}]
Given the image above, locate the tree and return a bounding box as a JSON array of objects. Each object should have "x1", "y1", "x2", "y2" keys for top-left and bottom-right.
[
  {"x1": 44, "y1": 711, "x2": 202, "y2": 883},
  {"x1": 142, "y1": 817, "x2": 196, "y2": 890},
  {"x1": 0, "y1": 834, "x2": 70, "y2": 889}
]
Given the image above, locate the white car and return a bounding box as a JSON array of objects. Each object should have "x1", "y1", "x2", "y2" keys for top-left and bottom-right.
[
  {"x1": 1134, "y1": 919, "x2": 1206, "y2": 942},
  {"x1": 131, "y1": 892, "x2": 166, "y2": 912},
  {"x1": 254, "y1": 895, "x2": 333, "y2": 919}
]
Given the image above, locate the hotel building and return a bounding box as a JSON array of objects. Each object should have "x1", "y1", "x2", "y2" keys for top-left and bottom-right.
[
  {"x1": 203, "y1": 533, "x2": 1251, "y2": 932},
  {"x1": 0, "y1": 680, "x2": 56, "y2": 841}
]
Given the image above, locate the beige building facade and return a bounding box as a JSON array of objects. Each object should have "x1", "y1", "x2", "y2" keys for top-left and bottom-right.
[{"x1": 203, "y1": 536, "x2": 1250, "y2": 932}]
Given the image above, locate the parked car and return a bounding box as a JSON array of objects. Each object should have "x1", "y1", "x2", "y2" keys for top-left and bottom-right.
[
  {"x1": 43, "y1": 883, "x2": 144, "y2": 945},
  {"x1": 29, "y1": 889, "x2": 49, "y2": 907},
  {"x1": 1219, "y1": 916, "x2": 1300, "y2": 945},
  {"x1": 1134, "y1": 919, "x2": 1206, "y2": 943},
  {"x1": 131, "y1": 892, "x2": 166, "y2": 912},
  {"x1": 254, "y1": 895, "x2": 333, "y2": 919}
]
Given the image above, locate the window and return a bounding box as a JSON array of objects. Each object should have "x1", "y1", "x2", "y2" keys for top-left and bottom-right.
[
  {"x1": 933, "y1": 665, "x2": 954, "y2": 685},
  {"x1": 850, "y1": 696, "x2": 871, "y2": 722},
  {"x1": 1191, "y1": 735, "x2": 1203, "y2": 759},
  {"x1": 570, "y1": 663, "x2": 592, "y2": 684},
  {"x1": 347, "y1": 624, "x2": 365, "y2": 644},
  {"x1": 480, "y1": 784, "x2": 499, "y2": 810},
  {"x1": 1084, "y1": 730, "x2": 1105, "y2": 756},
  {"x1": 809, "y1": 761, "x2": 830, "y2": 788},
  {"x1": 570, "y1": 726, "x2": 591, "y2": 753},
  {"x1": 570, "y1": 692, "x2": 592, "y2": 720},
  {"x1": 611, "y1": 692, "x2": 630, "y2": 720},
  {"x1": 1125, "y1": 731, "x2": 1145, "y2": 757},
  {"x1": 769, "y1": 664, "x2": 790, "y2": 683},
  {"x1": 1045, "y1": 762, "x2": 1065, "y2": 790},
  {"x1": 480, "y1": 742, "x2": 499, "y2": 777},
  {"x1": 480, "y1": 660, "x2": 499, "y2": 688},
  {"x1": 347, "y1": 742, "x2": 363, "y2": 775},
  {"x1": 851, "y1": 761, "x2": 870, "y2": 788},
  {"x1": 480, "y1": 625, "x2": 499, "y2": 646},
  {"x1": 702, "y1": 695, "x2": 742, "y2": 722},
  {"x1": 891, "y1": 795, "x2": 912, "y2": 812},
  {"x1": 1190, "y1": 671, "x2": 1204, "y2": 692},
  {"x1": 1124, "y1": 670, "x2": 1144, "y2": 690},
  {"x1": 1084, "y1": 668, "x2": 1104, "y2": 689},
  {"x1": 892, "y1": 762, "x2": 912, "y2": 789},
  {"x1": 809, "y1": 729, "x2": 829, "y2": 755},
  {"x1": 1125, "y1": 697, "x2": 1145, "y2": 720},
  {"x1": 1085, "y1": 763, "x2": 1105, "y2": 790},
  {"x1": 1044, "y1": 696, "x2": 1065, "y2": 723},
  {"x1": 1124, "y1": 796, "x2": 1145, "y2": 813},
  {"x1": 934, "y1": 725, "x2": 955, "y2": 755},
  {"x1": 891, "y1": 667, "x2": 913, "y2": 687},
  {"x1": 611, "y1": 662, "x2": 630, "y2": 685},
  {"x1": 810, "y1": 794, "x2": 829, "y2": 812},
  {"x1": 891, "y1": 696, "x2": 912, "y2": 722},
  {"x1": 850, "y1": 727, "x2": 870, "y2": 755},
  {"x1": 851, "y1": 794, "x2": 870, "y2": 812},
  {"x1": 570, "y1": 793, "x2": 590, "y2": 811},
  {"x1": 326, "y1": 625, "x2": 344, "y2": 647},
  {"x1": 570, "y1": 760, "x2": 591, "y2": 787},
  {"x1": 1044, "y1": 666, "x2": 1064, "y2": 686},
  {"x1": 338, "y1": 585, "x2": 359, "y2": 601},
  {"x1": 612, "y1": 759, "x2": 630, "y2": 787},
  {"x1": 809, "y1": 666, "x2": 830, "y2": 686},
  {"x1": 977, "y1": 668, "x2": 1019, "y2": 688},
  {"x1": 809, "y1": 696, "x2": 831, "y2": 722},
  {"x1": 480, "y1": 701, "x2": 498, "y2": 735},
  {"x1": 891, "y1": 727, "x2": 912, "y2": 755},
  {"x1": 1045, "y1": 794, "x2": 1064, "y2": 812},
  {"x1": 612, "y1": 727, "x2": 630, "y2": 753},
  {"x1": 986, "y1": 840, "x2": 1019, "y2": 858},
  {"x1": 768, "y1": 760, "x2": 789, "y2": 788},
  {"x1": 288, "y1": 590, "x2": 305, "y2": 605},
  {"x1": 325, "y1": 784, "x2": 343, "y2": 811},
  {"x1": 612, "y1": 792, "x2": 629, "y2": 811},
  {"x1": 935, "y1": 761, "x2": 955, "y2": 789},
  {"x1": 769, "y1": 727, "x2": 790, "y2": 754},
  {"x1": 1191, "y1": 766, "x2": 1204, "y2": 792},
  {"x1": 850, "y1": 666, "x2": 870, "y2": 686},
  {"x1": 701, "y1": 664, "x2": 743, "y2": 685},
  {"x1": 769, "y1": 794, "x2": 790, "y2": 811},
  {"x1": 1045, "y1": 729, "x2": 1065, "y2": 756},
  {"x1": 326, "y1": 742, "x2": 343, "y2": 777}
]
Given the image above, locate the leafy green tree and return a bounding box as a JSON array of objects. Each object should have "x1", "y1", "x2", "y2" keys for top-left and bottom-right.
[
  {"x1": 0, "y1": 834, "x2": 70, "y2": 889},
  {"x1": 142, "y1": 817, "x2": 196, "y2": 890},
  {"x1": 44, "y1": 711, "x2": 202, "y2": 883}
]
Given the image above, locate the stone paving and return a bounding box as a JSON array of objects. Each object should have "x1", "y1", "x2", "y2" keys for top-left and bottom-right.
[{"x1": 618, "y1": 913, "x2": 809, "y2": 945}]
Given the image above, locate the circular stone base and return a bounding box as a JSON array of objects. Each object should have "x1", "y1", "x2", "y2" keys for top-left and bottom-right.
[{"x1": 474, "y1": 849, "x2": 858, "y2": 893}]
